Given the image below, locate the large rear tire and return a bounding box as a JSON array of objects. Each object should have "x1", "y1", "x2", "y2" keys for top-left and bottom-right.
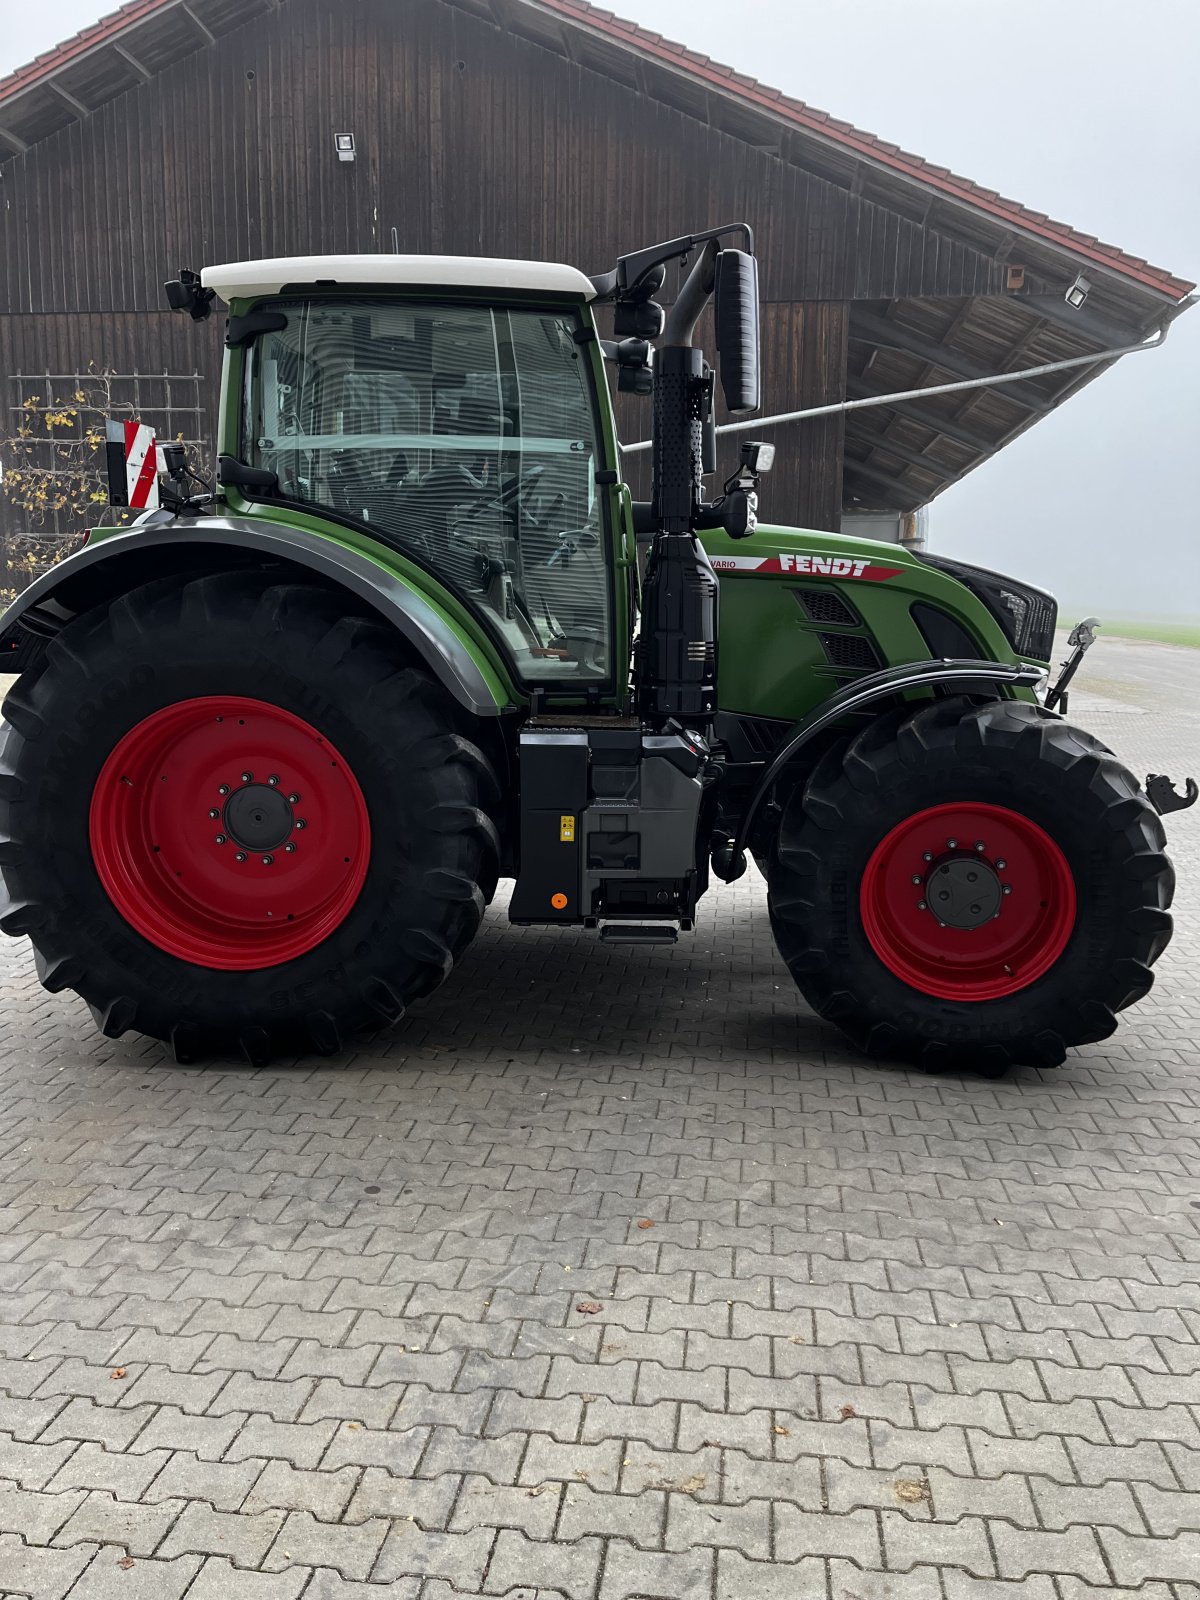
[
  {"x1": 0, "y1": 571, "x2": 500, "y2": 1062},
  {"x1": 766, "y1": 697, "x2": 1174, "y2": 1071}
]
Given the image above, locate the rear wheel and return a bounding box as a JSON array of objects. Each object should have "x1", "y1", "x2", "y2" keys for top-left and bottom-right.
[
  {"x1": 0, "y1": 571, "x2": 500, "y2": 1061},
  {"x1": 766, "y1": 697, "x2": 1174, "y2": 1071}
]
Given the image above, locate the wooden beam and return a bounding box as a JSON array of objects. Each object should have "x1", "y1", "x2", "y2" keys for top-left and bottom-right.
[
  {"x1": 844, "y1": 426, "x2": 972, "y2": 476},
  {"x1": 113, "y1": 42, "x2": 152, "y2": 81},
  {"x1": 850, "y1": 306, "x2": 1051, "y2": 412},
  {"x1": 842, "y1": 455, "x2": 925, "y2": 505},
  {"x1": 1005, "y1": 292, "x2": 1146, "y2": 351},
  {"x1": 46, "y1": 79, "x2": 92, "y2": 119},
  {"x1": 842, "y1": 454, "x2": 929, "y2": 492},
  {"x1": 180, "y1": 3, "x2": 217, "y2": 45},
  {"x1": 0, "y1": 124, "x2": 29, "y2": 155},
  {"x1": 845, "y1": 379, "x2": 998, "y2": 454}
]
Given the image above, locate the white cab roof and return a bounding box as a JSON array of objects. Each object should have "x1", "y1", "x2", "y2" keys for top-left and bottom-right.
[{"x1": 202, "y1": 254, "x2": 596, "y2": 301}]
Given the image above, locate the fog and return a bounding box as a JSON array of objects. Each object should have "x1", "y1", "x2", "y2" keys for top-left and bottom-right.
[{"x1": 4, "y1": 0, "x2": 1196, "y2": 618}]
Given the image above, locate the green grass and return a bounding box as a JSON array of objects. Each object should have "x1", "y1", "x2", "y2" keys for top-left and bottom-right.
[{"x1": 1097, "y1": 619, "x2": 1200, "y2": 649}]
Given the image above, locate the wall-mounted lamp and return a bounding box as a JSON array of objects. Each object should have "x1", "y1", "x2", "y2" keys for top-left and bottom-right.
[
  {"x1": 334, "y1": 132, "x2": 356, "y2": 163},
  {"x1": 1064, "y1": 273, "x2": 1091, "y2": 309}
]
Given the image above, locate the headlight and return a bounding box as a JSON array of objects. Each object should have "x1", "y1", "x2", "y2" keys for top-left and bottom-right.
[{"x1": 917, "y1": 554, "x2": 1057, "y2": 663}]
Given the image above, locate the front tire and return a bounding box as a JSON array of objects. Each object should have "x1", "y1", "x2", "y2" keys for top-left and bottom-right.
[
  {"x1": 0, "y1": 571, "x2": 500, "y2": 1062},
  {"x1": 766, "y1": 697, "x2": 1174, "y2": 1071}
]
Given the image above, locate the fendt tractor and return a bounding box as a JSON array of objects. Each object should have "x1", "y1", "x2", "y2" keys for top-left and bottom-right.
[{"x1": 0, "y1": 228, "x2": 1192, "y2": 1070}]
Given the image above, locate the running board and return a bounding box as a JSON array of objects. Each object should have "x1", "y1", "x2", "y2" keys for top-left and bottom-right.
[{"x1": 599, "y1": 923, "x2": 680, "y2": 945}]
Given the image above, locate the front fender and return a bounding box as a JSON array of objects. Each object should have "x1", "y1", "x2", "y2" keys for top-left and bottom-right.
[
  {"x1": 716, "y1": 657, "x2": 1047, "y2": 878},
  {"x1": 0, "y1": 517, "x2": 511, "y2": 717}
]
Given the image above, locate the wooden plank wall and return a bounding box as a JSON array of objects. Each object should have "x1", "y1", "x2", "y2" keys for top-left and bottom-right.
[{"x1": 0, "y1": 0, "x2": 1006, "y2": 536}]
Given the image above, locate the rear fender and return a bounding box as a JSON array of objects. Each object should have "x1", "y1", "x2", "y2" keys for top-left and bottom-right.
[{"x1": 0, "y1": 516, "x2": 512, "y2": 717}]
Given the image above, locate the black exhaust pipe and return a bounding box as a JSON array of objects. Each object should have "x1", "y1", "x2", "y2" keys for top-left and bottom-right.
[{"x1": 639, "y1": 243, "x2": 720, "y2": 728}]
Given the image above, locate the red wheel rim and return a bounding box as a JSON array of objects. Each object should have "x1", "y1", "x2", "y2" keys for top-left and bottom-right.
[
  {"x1": 860, "y1": 801, "x2": 1075, "y2": 1001},
  {"x1": 89, "y1": 696, "x2": 370, "y2": 970}
]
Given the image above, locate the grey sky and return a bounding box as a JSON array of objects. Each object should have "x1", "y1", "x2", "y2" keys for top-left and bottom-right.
[{"x1": 3, "y1": 0, "x2": 1197, "y2": 617}]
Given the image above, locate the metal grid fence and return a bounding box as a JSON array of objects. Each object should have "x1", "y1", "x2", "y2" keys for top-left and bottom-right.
[{"x1": 2, "y1": 370, "x2": 207, "y2": 600}]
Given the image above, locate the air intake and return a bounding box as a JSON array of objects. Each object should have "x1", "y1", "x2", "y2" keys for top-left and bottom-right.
[{"x1": 793, "y1": 588, "x2": 859, "y2": 627}]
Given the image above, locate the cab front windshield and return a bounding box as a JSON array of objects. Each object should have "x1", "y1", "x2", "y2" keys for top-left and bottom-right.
[{"x1": 245, "y1": 297, "x2": 611, "y2": 684}]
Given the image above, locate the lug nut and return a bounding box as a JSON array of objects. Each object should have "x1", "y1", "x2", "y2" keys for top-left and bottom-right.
[
  {"x1": 911, "y1": 874, "x2": 923, "y2": 885},
  {"x1": 1002, "y1": 884, "x2": 1013, "y2": 896},
  {"x1": 218, "y1": 784, "x2": 230, "y2": 796},
  {"x1": 241, "y1": 772, "x2": 253, "y2": 784},
  {"x1": 995, "y1": 858, "x2": 1007, "y2": 870},
  {"x1": 974, "y1": 840, "x2": 986, "y2": 852},
  {"x1": 215, "y1": 834, "x2": 227, "y2": 845},
  {"x1": 288, "y1": 793, "x2": 300, "y2": 804},
  {"x1": 917, "y1": 900, "x2": 927, "y2": 911},
  {"x1": 262, "y1": 855, "x2": 274, "y2": 866},
  {"x1": 922, "y1": 851, "x2": 933, "y2": 862},
  {"x1": 209, "y1": 808, "x2": 220, "y2": 820},
  {"x1": 946, "y1": 837, "x2": 958, "y2": 849},
  {"x1": 284, "y1": 842, "x2": 297, "y2": 854},
  {"x1": 235, "y1": 852, "x2": 247, "y2": 863},
  {"x1": 268, "y1": 775, "x2": 280, "y2": 786},
  {"x1": 295, "y1": 819, "x2": 307, "y2": 830}
]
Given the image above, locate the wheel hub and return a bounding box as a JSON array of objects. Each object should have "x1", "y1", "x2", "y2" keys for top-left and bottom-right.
[
  {"x1": 923, "y1": 855, "x2": 1003, "y2": 930},
  {"x1": 223, "y1": 783, "x2": 294, "y2": 852},
  {"x1": 859, "y1": 801, "x2": 1076, "y2": 1001},
  {"x1": 89, "y1": 695, "x2": 370, "y2": 971}
]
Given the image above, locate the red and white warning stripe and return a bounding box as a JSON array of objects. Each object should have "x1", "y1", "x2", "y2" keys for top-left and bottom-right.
[
  {"x1": 122, "y1": 420, "x2": 161, "y2": 509},
  {"x1": 105, "y1": 419, "x2": 162, "y2": 510},
  {"x1": 708, "y1": 551, "x2": 904, "y2": 581}
]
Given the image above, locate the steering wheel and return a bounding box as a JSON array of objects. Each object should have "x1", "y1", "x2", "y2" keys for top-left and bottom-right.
[
  {"x1": 551, "y1": 626, "x2": 608, "y2": 674},
  {"x1": 457, "y1": 465, "x2": 560, "y2": 536},
  {"x1": 545, "y1": 525, "x2": 601, "y2": 567}
]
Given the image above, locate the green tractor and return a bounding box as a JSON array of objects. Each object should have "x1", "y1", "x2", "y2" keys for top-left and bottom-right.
[{"x1": 0, "y1": 228, "x2": 1187, "y2": 1069}]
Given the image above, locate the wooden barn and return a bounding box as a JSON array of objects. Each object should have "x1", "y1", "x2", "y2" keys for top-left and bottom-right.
[{"x1": 0, "y1": 0, "x2": 1192, "y2": 582}]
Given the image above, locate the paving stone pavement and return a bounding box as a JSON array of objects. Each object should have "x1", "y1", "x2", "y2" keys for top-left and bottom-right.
[{"x1": 0, "y1": 655, "x2": 1198, "y2": 1598}]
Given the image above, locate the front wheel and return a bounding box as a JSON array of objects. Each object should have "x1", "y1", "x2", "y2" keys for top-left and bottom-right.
[
  {"x1": 766, "y1": 697, "x2": 1174, "y2": 1071},
  {"x1": 0, "y1": 571, "x2": 500, "y2": 1062}
]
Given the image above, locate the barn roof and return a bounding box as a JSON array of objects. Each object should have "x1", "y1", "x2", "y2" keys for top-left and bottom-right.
[{"x1": 1, "y1": 0, "x2": 1193, "y2": 512}]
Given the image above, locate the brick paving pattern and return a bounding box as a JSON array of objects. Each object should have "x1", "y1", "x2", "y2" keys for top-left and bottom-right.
[{"x1": 0, "y1": 654, "x2": 1197, "y2": 1598}]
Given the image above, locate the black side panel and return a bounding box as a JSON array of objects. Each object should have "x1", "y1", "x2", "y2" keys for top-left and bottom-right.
[
  {"x1": 0, "y1": 518, "x2": 504, "y2": 717},
  {"x1": 911, "y1": 602, "x2": 981, "y2": 662},
  {"x1": 508, "y1": 732, "x2": 588, "y2": 922}
]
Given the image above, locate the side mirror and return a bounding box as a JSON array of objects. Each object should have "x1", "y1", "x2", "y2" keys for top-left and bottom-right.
[
  {"x1": 164, "y1": 267, "x2": 215, "y2": 322},
  {"x1": 714, "y1": 249, "x2": 760, "y2": 414}
]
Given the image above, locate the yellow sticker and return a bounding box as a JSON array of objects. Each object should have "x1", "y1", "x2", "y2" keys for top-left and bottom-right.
[{"x1": 559, "y1": 815, "x2": 575, "y2": 842}]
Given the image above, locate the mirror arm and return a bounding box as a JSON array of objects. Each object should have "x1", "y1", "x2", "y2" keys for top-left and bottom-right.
[{"x1": 663, "y1": 240, "x2": 720, "y2": 347}]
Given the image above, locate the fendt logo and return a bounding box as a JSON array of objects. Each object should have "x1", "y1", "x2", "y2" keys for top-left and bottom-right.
[{"x1": 709, "y1": 551, "x2": 904, "y2": 581}]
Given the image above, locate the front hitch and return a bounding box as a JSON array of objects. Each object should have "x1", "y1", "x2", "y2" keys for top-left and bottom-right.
[
  {"x1": 1146, "y1": 773, "x2": 1199, "y2": 816},
  {"x1": 1045, "y1": 615, "x2": 1100, "y2": 712}
]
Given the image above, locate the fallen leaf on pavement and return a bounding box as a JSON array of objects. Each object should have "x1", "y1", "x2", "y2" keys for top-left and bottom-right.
[
  {"x1": 637, "y1": 1219, "x2": 655, "y2": 1229},
  {"x1": 773, "y1": 1425, "x2": 791, "y2": 1436},
  {"x1": 839, "y1": 1404, "x2": 856, "y2": 1419},
  {"x1": 651, "y1": 1472, "x2": 707, "y2": 1493},
  {"x1": 117, "y1": 1557, "x2": 135, "y2": 1571},
  {"x1": 895, "y1": 1478, "x2": 930, "y2": 1504},
  {"x1": 110, "y1": 1368, "x2": 126, "y2": 1381},
  {"x1": 575, "y1": 1301, "x2": 603, "y2": 1315}
]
